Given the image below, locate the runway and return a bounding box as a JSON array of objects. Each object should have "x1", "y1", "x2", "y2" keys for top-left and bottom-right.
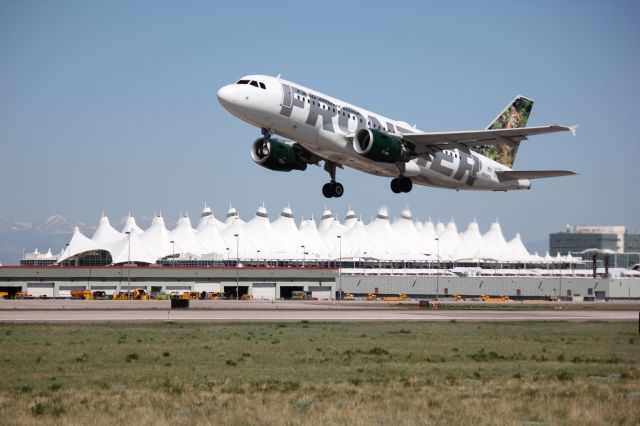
[{"x1": 0, "y1": 300, "x2": 636, "y2": 322}]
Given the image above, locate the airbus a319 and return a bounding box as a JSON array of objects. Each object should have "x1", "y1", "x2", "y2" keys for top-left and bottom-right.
[{"x1": 217, "y1": 75, "x2": 576, "y2": 198}]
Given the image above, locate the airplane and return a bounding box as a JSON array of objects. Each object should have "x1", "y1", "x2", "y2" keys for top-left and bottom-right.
[{"x1": 217, "y1": 75, "x2": 576, "y2": 198}]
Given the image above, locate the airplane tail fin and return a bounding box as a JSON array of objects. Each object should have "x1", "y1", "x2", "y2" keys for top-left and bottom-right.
[{"x1": 477, "y1": 96, "x2": 534, "y2": 168}]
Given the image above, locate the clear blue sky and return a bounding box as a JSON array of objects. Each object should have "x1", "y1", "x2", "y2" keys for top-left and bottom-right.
[{"x1": 1, "y1": 0, "x2": 638, "y2": 246}]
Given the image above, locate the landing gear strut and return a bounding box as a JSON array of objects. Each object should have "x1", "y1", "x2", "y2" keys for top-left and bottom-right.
[
  {"x1": 390, "y1": 176, "x2": 412, "y2": 193},
  {"x1": 322, "y1": 161, "x2": 344, "y2": 198}
]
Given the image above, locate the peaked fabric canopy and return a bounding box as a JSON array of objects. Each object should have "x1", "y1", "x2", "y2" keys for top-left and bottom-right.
[{"x1": 55, "y1": 206, "x2": 536, "y2": 265}]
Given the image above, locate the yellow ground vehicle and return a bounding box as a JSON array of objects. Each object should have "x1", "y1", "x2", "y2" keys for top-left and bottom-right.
[
  {"x1": 381, "y1": 293, "x2": 408, "y2": 301},
  {"x1": 452, "y1": 295, "x2": 465, "y2": 302},
  {"x1": 70, "y1": 289, "x2": 94, "y2": 300},
  {"x1": 131, "y1": 288, "x2": 150, "y2": 300},
  {"x1": 180, "y1": 292, "x2": 200, "y2": 300},
  {"x1": 207, "y1": 292, "x2": 224, "y2": 300},
  {"x1": 241, "y1": 294, "x2": 254, "y2": 300},
  {"x1": 363, "y1": 293, "x2": 378, "y2": 301},
  {"x1": 481, "y1": 294, "x2": 510, "y2": 302},
  {"x1": 0, "y1": 291, "x2": 9, "y2": 299},
  {"x1": 15, "y1": 292, "x2": 34, "y2": 299},
  {"x1": 112, "y1": 292, "x2": 129, "y2": 300},
  {"x1": 343, "y1": 293, "x2": 354, "y2": 300}
]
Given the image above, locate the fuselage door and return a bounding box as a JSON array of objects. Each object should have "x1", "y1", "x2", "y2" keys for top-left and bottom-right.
[{"x1": 280, "y1": 82, "x2": 293, "y2": 109}]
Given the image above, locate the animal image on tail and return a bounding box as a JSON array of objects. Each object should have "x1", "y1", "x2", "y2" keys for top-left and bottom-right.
[{"x1": 476, "y1": 96, "x2": 534, "y2": 168}]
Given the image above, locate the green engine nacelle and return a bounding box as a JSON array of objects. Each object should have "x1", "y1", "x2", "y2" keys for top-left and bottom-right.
[
  {"x1": 251, "y1": 138, "x2": 308, "y2": 172},
  {"x1": 353, "y1": 128, "x2": 406, "y2": 163}
]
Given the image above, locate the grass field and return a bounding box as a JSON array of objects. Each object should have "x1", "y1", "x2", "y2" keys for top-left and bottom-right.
[{"x1": 0, "y1": 321, "x2": 638, "y2": 425}]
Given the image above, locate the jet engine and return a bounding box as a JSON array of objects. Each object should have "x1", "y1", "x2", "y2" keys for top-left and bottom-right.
[
  {"x1": 353, "y1": 128, "x2": 408, "y2": 163},
  {"x1": 251, "y1": 138, "x2": 308, "y2": 172}
]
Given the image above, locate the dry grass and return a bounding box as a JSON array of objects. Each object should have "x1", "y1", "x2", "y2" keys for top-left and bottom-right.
[{"x1": 0, "y1": 322, "x2": 638, "y2": 425}]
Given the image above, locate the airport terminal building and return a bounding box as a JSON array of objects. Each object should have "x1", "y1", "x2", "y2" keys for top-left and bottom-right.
[{"x1": 3, "y1": 205, "x2": 639, "y2": 301}]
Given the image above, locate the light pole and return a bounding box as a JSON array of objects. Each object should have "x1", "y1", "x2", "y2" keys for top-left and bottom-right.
[
  {"x1": 256, "y1": 249, "x2": 260, "y2": 266},
  {"x1": 234, "y1": 233, "x2": 239, "y2": 301},
  {"x1": 301, "y1": 245, "x2": 305, "y2": 267},
  {"x1": 337, "y1": 235, "x2": 342, "y2": 299},
  {"x1": 170, "y1": 240, "x2": 175, "y2": 267},
  {"x1": 226, "y1": 247, "x2": 229, "y2": 266},
  {"x1": 435, "y1": 237, "x2": 440, "y2": 302},
  {"x1": 125, "y1": 231, "x2": 131, "y2": 296},
  {"x1": 363, "y1": 251, "x2": 367, "y2": 275}
]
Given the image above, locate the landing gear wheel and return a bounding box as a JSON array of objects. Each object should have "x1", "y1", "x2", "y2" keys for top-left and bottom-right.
[
  {"x1": 322, "y1": 182, "x2": 344, "y2": 198},
  {"x1": 391, "y1": 178, "x2": 402, "y2": 194},
  {"x1": 322, "y1": 183, "x2": 333, "y2": 198},
  {"x1": 333, "y1": 182, "x2": 344, "y2": 198},
  {"x1": 400, "y1": 177, "x2": 412, "y2": 193},
  {"x1": 391, "y1": 177, "x2": 413, "y2": 193}
]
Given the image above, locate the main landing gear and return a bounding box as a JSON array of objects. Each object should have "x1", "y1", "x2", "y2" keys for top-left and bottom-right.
[
  {"x1": 322, "y1": 161, "x2": 344, "y2": 198},
  {"x1": 390, "y1": 176, "x2": 413, "y2": 193}
]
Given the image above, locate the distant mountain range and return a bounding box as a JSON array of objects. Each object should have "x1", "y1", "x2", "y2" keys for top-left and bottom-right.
[{"x1": 0, "y1": 214, "x2": 96, "y2": 265}]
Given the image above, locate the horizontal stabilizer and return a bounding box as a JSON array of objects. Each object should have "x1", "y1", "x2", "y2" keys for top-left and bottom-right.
[{"x1": 496, "y1": 170, "x2": 576, "y2": 180}]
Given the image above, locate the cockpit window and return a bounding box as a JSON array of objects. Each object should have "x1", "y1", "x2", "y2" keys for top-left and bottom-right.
[
  {"x1": 250, "y1": 81, "x2": 259, "y2": 87},
  {"x1": 237, "y1": 80, "x2": 249, "y2": 84},
  {"x1": 259, "y1": 82, "x2": 266, "y2": 89}
]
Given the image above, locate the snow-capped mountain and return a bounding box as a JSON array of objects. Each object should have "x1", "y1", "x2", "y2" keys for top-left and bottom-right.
[
  {"x1": 0, "y1": 214, "x2": 33, "y2": 232},
  {"x1": 32, "y1": 215, "x2": 73, "y2": 234}
]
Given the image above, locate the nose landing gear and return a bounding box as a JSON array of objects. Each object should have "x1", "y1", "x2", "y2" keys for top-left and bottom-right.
[
  {"x1": 391, "y1": 176, "x2": 413, "y2": 193},
  {"x1": 322, "y1": 161, "x2": 344, "y2": 198}
]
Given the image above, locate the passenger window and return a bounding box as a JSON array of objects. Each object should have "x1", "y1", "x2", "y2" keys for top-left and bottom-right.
[
  {"x1": 250, "y1": 81, "x2": 259, "y2": 87},
  {"x1": 259, "y1": 82, "x2": 266, "y2": 89}
]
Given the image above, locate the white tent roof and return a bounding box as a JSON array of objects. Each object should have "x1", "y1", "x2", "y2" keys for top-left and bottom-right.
[
  {"x1": 121, "y1": 215, "x2": 144, "y2": 235},
  {"x1": 344, "y1": 219, "x2": 382, "y2": 258},
  {"x1": 92, "y1": 215, "x2": 123, "y2": 244},
  {"x1": 391, "y1": 209, "x2": 424, "y2": 258},
  {"x1": 507, "y1": 233, "x2": 532, "y2": 262},
  {"x1": 170, "y1": 215, "x2": 206, "y2": 256},
  {"x1": 366, "y1": 208, "x2": 410, "y2": 260},
  {"x1": 459, "y1": 220, "x2": 484, "y2": 259},
  {"x1": 139, "y1": 215, "x2": 173, "y2": 260},
  {"x1": 220, "y1": 217, "x2": 257, "y2": 259},
  {"x1": 196, "y1": 205, "x2": 225, "y2": 232},
  {"x1": 298, "y1": 217, "x2": 330, "y2": 259},
  {"x1": 271, "y1": 206, "x2": 303, "y2": 256},
  {"x1": 476, "y1": 221, "x2": 511, "y2": 261},
  {"x1": 243, "y1": 206, "x2": 289, "y2": 259},
  {"x1": 197, "y1": 215, "x2": 230, "y2": 255},
  {"x1": 58, "y1": 226, "x2": 100, "y2": 261},
  {"x1": 417, "y1": 219, "x2": 438, "y2": 256},
  {"x1": 54, "y1": 206, "x2": 537, "y2": 265},
  {"x1": 224, "y1": 207, "x2": 243, "y2": 226},
  {"x1": 343, "y1": 209, "x2": 358, "y2": 231},
  {"x1": 319, "y1": 209, "x2": 341, "y2": 234}
]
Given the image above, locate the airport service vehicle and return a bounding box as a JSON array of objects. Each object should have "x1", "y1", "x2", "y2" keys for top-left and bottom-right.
[
  {"x1": 481, "y1": 294, "x2": 510, "y2": 302},
  {"x1": 70, "y1": 289, "x2": 94, "y2": 300},
  {"x1": 218, "y1": 75, "x2": 577, "y2": 198},
  {"x1": 15, "y1": 292, "x2": 34, "y2": 299},
  {"x1": 381, "y1": 294, "x2": 408, "y2": 301}
]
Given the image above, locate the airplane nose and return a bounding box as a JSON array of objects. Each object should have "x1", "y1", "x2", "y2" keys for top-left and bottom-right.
[{"x1": 217, "y1": 85, "x2": 236, "y2": 107}]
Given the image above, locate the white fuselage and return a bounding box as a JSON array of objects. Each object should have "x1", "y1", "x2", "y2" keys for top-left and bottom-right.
[{"x1": 217, "y1": 75, "x2": 530, "y2": 191}]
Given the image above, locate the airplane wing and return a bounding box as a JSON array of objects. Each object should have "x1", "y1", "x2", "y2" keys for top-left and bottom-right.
[
  {"x1": 400, "y1": 125, "x2": 577, "y2": 153},
  {"x1": 496, "y1": 170, "x2": 576, "y2": 180}
]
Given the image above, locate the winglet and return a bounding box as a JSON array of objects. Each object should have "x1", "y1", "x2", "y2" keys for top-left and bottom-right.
[{"x1": 569, "y1": 125, "x2": 578, "y2": 136}]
